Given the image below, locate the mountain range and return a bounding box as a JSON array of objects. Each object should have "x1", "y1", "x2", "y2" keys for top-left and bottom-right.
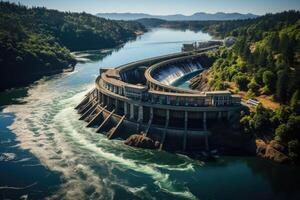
[{"x1": 96, "y1": 12, "x2": 258, "y2": 21}]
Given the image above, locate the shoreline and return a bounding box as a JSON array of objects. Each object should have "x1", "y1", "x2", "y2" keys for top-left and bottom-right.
[{"x1": 0, "y1": 30, "x2": 147, "y2": 93}]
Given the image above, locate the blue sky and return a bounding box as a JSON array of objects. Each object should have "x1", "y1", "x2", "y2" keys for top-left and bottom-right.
[{"x1": 6, "y1": 0, "x2": 300, "y2": 15}]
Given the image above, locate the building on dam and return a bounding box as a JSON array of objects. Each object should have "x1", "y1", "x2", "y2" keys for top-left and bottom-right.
[{"x1": 76, "y1": 45, "x2": 241, "y2": 152}]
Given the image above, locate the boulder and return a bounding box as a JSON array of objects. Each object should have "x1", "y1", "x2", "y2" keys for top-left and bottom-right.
[
  {"x1": 124, "y1": 134, "x2": 160, "y2": 149},
  {"x1": 265, "y1": 145, "x2": 289, "y2": 164},
  {"x1": 255, "y1": 139, "x2": 289, "y2": 164},
  {"x1": 269, "y1": 140, "x2": 285, "y2": 152},
  {"x1": 256, "y1": 139, "x2": 267, "y2": 156}
]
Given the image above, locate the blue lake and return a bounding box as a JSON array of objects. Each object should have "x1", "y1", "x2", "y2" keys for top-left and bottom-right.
[{"x1": 0, "y1": 28, "x2": 300, "y2": 200}]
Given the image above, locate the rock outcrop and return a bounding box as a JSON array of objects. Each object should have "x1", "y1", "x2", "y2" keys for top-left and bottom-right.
[
  {"x1": 189, "y1": 70, "x2": 213, "y2": 91},
  {"x1": 256, "y1": 139, "x2": 289, "y2": 163},
  {"x1": 124, "y1": 134, "x2": 160, "y2": 149}
]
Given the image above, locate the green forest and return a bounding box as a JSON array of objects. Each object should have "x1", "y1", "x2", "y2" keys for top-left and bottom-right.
[
  {"x1": 0, "y1": 2, "x2": 145, "y2": 91},
  {"x1": 202, "y1": 11, "x2": 300, "y2": 163}
]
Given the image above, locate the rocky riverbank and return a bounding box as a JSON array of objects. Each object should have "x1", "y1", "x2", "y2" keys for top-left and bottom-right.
[{"x1": 256, "y1": 139, "x2": 290, "y2": 163}]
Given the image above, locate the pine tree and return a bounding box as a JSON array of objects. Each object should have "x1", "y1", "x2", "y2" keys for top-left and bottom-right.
[{"x1": 276, "y1": 69, "x2": 289, "y2": 103}]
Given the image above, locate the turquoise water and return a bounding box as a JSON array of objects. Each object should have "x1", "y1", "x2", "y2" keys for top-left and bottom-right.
[{"x1": 0, "y1": 28, "x2": 300, "y2": 200}]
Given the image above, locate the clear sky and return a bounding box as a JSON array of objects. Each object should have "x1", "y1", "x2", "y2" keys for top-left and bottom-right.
[{"x1": 6, "y1": 0, "x2": 300, "y2": 15}]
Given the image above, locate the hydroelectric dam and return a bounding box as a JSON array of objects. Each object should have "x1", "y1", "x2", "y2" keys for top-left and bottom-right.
[{"x1": 76, "y1": 45, "x2": 241, "y2": 152}]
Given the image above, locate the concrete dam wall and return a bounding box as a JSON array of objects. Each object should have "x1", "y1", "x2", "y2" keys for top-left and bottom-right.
[{"x1": 75, "y1": 45, "x2": 241, "y2": 152}]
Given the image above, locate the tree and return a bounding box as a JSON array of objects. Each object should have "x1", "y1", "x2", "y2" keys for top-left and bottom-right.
[
  {"x1": 262, "y1": 70, "x2": 276, "y2": 92},
  {"x1": 290, "y1": 90, "x2": 300, "y2": 114},
  {"x1": 247, "y1": 79, "x2": 260, "y2": 95},
  {"x1": 279, "y1": 33, "x2": 294, "y2": 65},
  {"x1": 288, "y1": 140, "x2": 299, "y2": 162},
  {"x1": 268, "y1": 32, "x2": 279, "y2": 50},
  {"x1": 252, "y1": 105, "x2": 274, "y2": 136},
  {"x1": 234, "y1": 74, "x2": 249, "y2": 91},
  {"x1": 273, "y1": 105, "x2": 292, "y2": 125},
  {"x1": 275, "y1": 124, "x2": 289, "y2": 142},
  {"x1": 240, "y1": 115, "x2": 253, "y2": 134},
  {"x1": 275, "y1": 115, "x2": 300, "y2": 142},
  {"x1": 276, "y1": 69, "x2": 289, "y2": 103}
]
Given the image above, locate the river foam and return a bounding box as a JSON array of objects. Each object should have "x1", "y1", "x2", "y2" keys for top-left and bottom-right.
[{"x1": 3, "y1": 75, "x2": 199, "y2": 199}]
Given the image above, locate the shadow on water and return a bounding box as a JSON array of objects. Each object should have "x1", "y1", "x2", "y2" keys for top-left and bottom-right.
[
  {"x1": 0, "y1": 112, "x2": 62, "y2": 200},
  {"x1": 243, "y1": 157, "x2": 300, "y2": 200},
  {"x1": 0, "y1": 88, "x2": 29, "y2": 109},
  {"x1": 192, "y1": 156, "x2": 300, "y2": 200}
]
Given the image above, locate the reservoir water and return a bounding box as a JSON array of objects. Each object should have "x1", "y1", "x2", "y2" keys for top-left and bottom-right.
[{"x1": 0, "y1": 28, "x2": 300, "y2": 200}]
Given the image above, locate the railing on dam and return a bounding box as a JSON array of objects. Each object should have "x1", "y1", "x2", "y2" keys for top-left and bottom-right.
[
  {"x1": 98, "y1": 76, "x2": 240, "y2": 108},
  {"x1": 147, "y1": 90, "x2": 241, "y2": 107}
]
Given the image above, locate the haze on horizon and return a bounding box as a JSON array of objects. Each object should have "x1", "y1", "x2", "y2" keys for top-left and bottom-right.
[{"x1": 6, "y1": 0, "x2": 300, "y2": 16}]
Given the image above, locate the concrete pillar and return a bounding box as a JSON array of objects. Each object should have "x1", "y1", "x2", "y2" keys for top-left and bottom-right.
[
  {"x1": 95, "y1": 89, "x2": 98, "y2": 100},
  {"x1": 205, "y1": 135, "x2": 209, "y2": 151},
  {"x1": 103, "y1": 94, "x2": 106, "y2": 105},
  {"x1": 130, "y1": 104, "x2": 134, "y2": 120},
  {"x1": 227, "y1": 111, "x2": 231, "y2": 120},
  {"x1": 218, "y1": 111, "x2": 222, "y2": 120},
  {"x1": 203, "y1": 112, "x2": 207, "y2": 131},
  {"x1": 150, "y1": 107, "x2": 153, "y2": 119},
  {"x1": 98, "y1": 91, "x2": 101, "y2": 102},
  {"x1": 102, "y1": 93, "x2": 105, "y2": 105},
  {"x1": 115, "y1": 99, "x2": 119, "y2": 112},
  {"x1": 166, "y1": 109, "x2": 170, "y2": 125},
  {"x1": 138, "y1": 106, "x2": 143, "y2": 122},
  {"x1": 124, "y1": 102, "x2": 128, "y2": 116},
  {"x1": 107, "y1": 96, "x2": 111, "y2": 107}
]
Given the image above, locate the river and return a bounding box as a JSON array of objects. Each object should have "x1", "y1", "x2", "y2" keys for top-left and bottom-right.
[{"x1": 0, "y1": 28, "x2": 300, "y2": 200}]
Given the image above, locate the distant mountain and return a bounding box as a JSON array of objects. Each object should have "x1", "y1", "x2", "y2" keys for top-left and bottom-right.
[{"x1": 96, "y1": 12, "x2": 258, "y2": 21}]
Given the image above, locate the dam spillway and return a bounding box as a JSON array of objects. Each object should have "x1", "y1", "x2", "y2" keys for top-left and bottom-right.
[
  {"x1": 151, "y1": 59, "x2": 203, "y2": 85},
  {"x1": 75, "y1": 45, "x2": 241, "y2": 152}
]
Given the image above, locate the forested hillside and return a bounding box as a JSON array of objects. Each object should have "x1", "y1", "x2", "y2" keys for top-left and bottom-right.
[
  {"x1": 199, "y1": 11, "x2": 300, "y2": 163},
  {"x1": 0, "y1": 2, "x2": 145, "y2": 91}
]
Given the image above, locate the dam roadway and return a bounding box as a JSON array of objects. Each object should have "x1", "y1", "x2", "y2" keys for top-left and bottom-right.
[{"x1": 76, "y1": 45, "x2": 241, "y2": 152}]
